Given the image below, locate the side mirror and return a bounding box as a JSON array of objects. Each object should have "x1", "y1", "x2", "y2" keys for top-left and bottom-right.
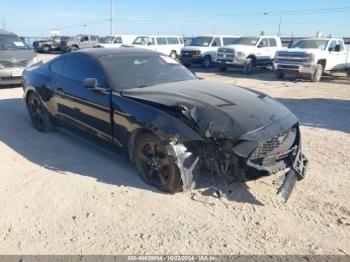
[{"x1": 83, "y1": 78, "x2": 106, "y2": 92}]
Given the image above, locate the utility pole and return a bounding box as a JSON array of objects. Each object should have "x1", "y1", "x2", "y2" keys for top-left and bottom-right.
[
  {"x1": 277, "y1": 18, "x2": 282, "y2": 36},
  {"x1": 110, "y1": 0, "x2": 114, "y2": 35}
]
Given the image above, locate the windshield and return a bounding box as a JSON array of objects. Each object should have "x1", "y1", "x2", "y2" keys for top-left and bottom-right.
[
  {"x1": 0, "y1": 35, "x2": 30, "y2": 50},
  {"x1": 100, "y1": 54, "x2": 197, "y2": 90},
  {"x1": 190, "y1": 37, "x2": 213, "y2": 47},
  {"x1": 133, "y1": 36, "x2": 149, "y2": 45},
  {"x1": 100, "y1": 36, "x2": 115, "y2": 44},
  {"x1": 291, "y1": 39, "x2": 328, "y2": 50},
  {"x1": 233, "y1": 37, "x2": 259, "y2": 46}
]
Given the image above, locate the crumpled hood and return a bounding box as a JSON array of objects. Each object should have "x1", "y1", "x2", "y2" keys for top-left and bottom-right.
[
  {"x1": 0, "y1": 49, "x2": 36, "y2": 61},
  {"x1": 121, "y1": 80, "x2": 297, "y2": 140}
]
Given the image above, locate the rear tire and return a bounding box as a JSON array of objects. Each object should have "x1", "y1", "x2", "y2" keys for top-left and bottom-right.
[
  {"x1": 42, "y1": 45, "x2": 51, "y2": 54},
  {"x1": 243, "y1": 58, "x2": 254, "y2": 74},
  {"x1": 70, "y1": 45, "x2": 79, "y2": 52},
  {"x1": 311, "y1": 64, "x2": 323, "y2": 82},
  {"x1": 27, "y1": 92, "x2": 52, "y2": 132},
  {"x1": 134, "y1": 133, "x2": 182, "y2": 193}
]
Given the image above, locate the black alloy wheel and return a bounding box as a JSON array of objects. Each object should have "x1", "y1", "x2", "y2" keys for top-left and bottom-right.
[
  {"x1": 27, "y1": 93, "x2": 52, "y2": 132},
  {"x1": 135, "y1": 134, "x2": 182, "y2": 193}
]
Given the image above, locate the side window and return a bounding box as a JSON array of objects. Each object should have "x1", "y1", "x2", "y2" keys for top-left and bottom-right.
[
  {"x1": 156, "y1": 37, "x2": 167, "y2": 45},
  {"x1": 81, "y1": 36, "x2": 88, "y2": 42},
  {"x1": 50, "y1": 59, "x2": 64, "y2": 75},
  {"x1": 223, "y1": 37, "x2": 237, "y2": 45},
  {"x1": 328, "y1": 40, "x2": 337, "y2": 51},
  {"x1": 167, "y1": 37, "x2": 179, "y2": 45},
  {"x1": 338, "y1": 41, "x2": 345, "y2": 51},
  {"x1": 62, "y1": 56, "x2": 104, "y2": 85},
  {"x1": 269, "y1": 38, "x2": 277, "y2": 47},
  {"x1": 179, "y1": 38, "x2": 184, "y2": 44},
  {"x1": 114, "y1": 37, "x2": 122, "y2": 44},
  {"x1": 258, "y1": 38, "x2": 269, "y2": 47},
  {"x1": 148, "y1": 37, "x2": 155, "y2": 45},
  {"x1": 90, "y1": 36, "x2": 97, "y2": 41},
  {"x1": 212, "y1": 37, "x2": 222, "y2": 47}
]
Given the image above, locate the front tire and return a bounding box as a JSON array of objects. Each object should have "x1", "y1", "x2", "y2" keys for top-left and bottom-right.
[
  {"x1": 70, "y1": 45, "x2": 79, "y2": 52},
  {"x1": 275, "y1": 70, "x2": 285, "y2": 79},
  {"x1": 243, "y1": 58, "x2": 254, "y2": 74},
  {"x1": 311, "y1": 64, "x2": 323, "y2": 82},
  {"x1": 170, "y1": 51, "x2": 177, "y2": 60},
  {"x1": 27, "y1": 93, "x2": 52, "y2": 132},
  {"x1": 202, "y1": 56, "x2": 212, "y2": 68},
  {"x1": 134, "y1": 133, "x2": 182, "y2": 193}
]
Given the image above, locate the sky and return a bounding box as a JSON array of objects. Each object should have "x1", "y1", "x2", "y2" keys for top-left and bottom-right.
[{"x1": 1, "y1": 0, "x2": 350, "y2": 37}]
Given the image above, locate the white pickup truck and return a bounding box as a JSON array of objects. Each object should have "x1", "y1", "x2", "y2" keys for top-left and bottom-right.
[
  {"x1": 216, "y1": 36, "x2": 282, "y2": 74},
  {"x1": 274, "y1": 38, "x2": 350, "y2": 82},
  {"x1": 180, "y1": 35, "x2": 240, "y2": 68}
]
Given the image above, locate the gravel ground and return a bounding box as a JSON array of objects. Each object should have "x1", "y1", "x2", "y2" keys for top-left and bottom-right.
[{"x1": 0, "y1": 54, "x2": 349, "y2": 255}]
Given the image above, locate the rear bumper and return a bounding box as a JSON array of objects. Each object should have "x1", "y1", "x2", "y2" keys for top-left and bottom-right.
[{"x1": 274, "y1": 63, "x2": 316, "y2": 75}]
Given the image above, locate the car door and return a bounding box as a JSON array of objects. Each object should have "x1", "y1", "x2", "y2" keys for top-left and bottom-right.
[
  {"x1": 256, "y1": 38, "x2": 270, "y2": 66},
  {"x1": 80, "y1": 36, "x2": 89, "y2": 49},
  {"x1": 326, "y1": 40, "x2": 343, "y2": 70},
  {"x1": 53, "y1": 54, "x2": 112, "y2": 142}
]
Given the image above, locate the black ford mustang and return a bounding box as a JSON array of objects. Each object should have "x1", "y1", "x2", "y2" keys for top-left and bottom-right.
[{"x1": 22, "y1": 48, "x2": 307, "y2": 201}]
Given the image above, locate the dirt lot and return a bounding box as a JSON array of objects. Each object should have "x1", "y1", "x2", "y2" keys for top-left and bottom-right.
[{"x1": 0, "y1": 54, "x2": 350, "y2": 255}]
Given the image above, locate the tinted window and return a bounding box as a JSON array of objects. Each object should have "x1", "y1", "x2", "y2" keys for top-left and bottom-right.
[
  {"x1": 269, "y1": 38, "x2": 277, "y2": 47},
  {"x1": 328, "y1": 40, "x2": 337, "y2": 51},
  {"x1": 90, "y1": 36, "x2": 98, "y2": 41},
  {"x1": 179, "y1": 38, "x2": 184, "y2": 44},
  {"x1": 50, "y1": 59, "x2": 64, "y2": 75},
  {"x1": 258, "y1": 38, "x2": 269, "y2": 47},
  {"x1": 62, "y1": 55, "x2": 104, "y2": 84},
  {"x1": 223, "y1": 37, "x2": 237, "y2": 45},
  {"x1": 81, "y1": 36, "x2": 89, "y2": 42},
  {"x1": 212, "y1": 37, "x2": 222, "y2": 47},
  {"x1": 156, "y1": 37, "x2": 167, "y2": 45},
  {"x1": 99, "y1": 54, "x2": 197, "y2": 90},
  {"x1": 114, "y1": 37, "x2": 122, "y2": 44},
  {"x1": 133, "y1": 36, "x2": 149, "y2": 45},
  {"x1": 167, "y1": 37, "x2": 179, "y2": 45}
]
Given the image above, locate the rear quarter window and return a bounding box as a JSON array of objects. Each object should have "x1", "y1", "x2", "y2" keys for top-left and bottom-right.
[
  {"x1": 223, "y1": 37, "x2": 237, "y2": 45},
  {"x1": 167, "y1": 37, "x2": 179, "y2": 45},
  {"x1": 156, "y1": 37, "x2": 167, "y2": 45}
]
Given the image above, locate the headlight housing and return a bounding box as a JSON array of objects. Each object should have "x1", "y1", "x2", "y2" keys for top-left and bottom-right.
[
  {"x1": 236, "y1": 51, "x2": 246, "y2": 58},
  {"x1": 30, "y1": 56, "x2": 42, "y2": 66},
  {"x1": 193, "y1": 50, "x2": 201, "y2": 56},
  {"x1": 304, "y1": 54, "x2": 315, "y2": 63}
]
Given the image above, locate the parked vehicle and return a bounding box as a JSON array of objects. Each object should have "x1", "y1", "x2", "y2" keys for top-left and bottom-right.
[
  {"x1": 33, "y1": 36, "x2": 72, "y2": 53},
  {"x1": 216, "y1": 36, "x2": 282, "y2": 74},
  {"x1": 60, "y1": 35, "x2": 99, "y2": 52},
  {"x1": 274, "y1": 38, "x2": 350, "y2": 82},
  {"x1": 0, "y1": 30, "x2": 42, "y2": 85},
  {"x1": 93, "y1": 35, "x2": 137, "y2": 48},
  {"x1": 131, "y1": 35, "x2": 184, "y2": 59},
  {"x1": 22, "y1": 48, "x2": 307, "y2": 201},
  {"x1": 180, "y1": 35, "x2": 240, "y2": 68}
]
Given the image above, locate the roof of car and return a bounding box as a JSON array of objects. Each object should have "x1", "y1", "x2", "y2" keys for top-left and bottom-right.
[
  {"x1": 79, "y1": 47, "x2": 160, "y2": 58},
  {"x1": 0, "y1": 30, "x2": 16, "y2": 36}
]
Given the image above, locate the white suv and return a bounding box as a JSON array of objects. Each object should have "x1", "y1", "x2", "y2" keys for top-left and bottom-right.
[
  {"x1": 180, "y1": 35, "x2": 240, "y2": 67},
  {"x1": 131, "y1": 36, "x2": 184, "y2": 58},
  {"x1": 216, "y1": 36, "x2": 282, "y2": 74},
  {"x1": 94, "y1": 35, "x2": 137, "y2": 48}
]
